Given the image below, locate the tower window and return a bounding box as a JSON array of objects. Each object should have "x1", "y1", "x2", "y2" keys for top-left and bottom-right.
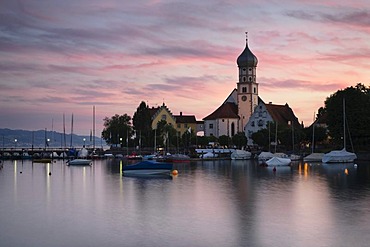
[
  {"x1": 209, "y1": 124, "x2": 213, "y2": 129},
  {"x1": 248, "y1": 77, "x2": 252, "y2": 82},
  {"x1": 243, "y1": 77, "x2": 246, "y2": 82},
  {"x1": 242, "y1": 87, "x2": 247, "y2": 93},
  {"x1": 254, "y1": 87, "x2": 257, "y2": 93}
]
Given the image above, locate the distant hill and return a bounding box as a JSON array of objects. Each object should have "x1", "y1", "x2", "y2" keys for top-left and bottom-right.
[{"x1": 0, "y1": 128, "x2": 106, "y2": 148}]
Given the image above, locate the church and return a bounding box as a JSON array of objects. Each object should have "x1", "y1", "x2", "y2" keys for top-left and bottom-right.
[{"x1": 203, "y1": 34, "x2": 300, "y2": 144}]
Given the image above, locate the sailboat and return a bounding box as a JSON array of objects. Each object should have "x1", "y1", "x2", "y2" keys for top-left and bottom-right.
[
  {"x1": 322, "y1": 99, "x2": 357, "y2": 163},
  {"x1": 304, "y1": 112, "x2": 324, "y2": 162}
]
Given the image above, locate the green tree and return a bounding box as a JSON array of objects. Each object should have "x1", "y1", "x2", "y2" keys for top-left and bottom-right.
[
  {"x1": 251, "y1": 128, "x2": 270, "y2": 150},
  {"x1": 219, "y1": 135, "x2": 231, "y2": 147},
  {"x1": 156, "y1": 120, "x2": 177, "y2": 151},
  {"x1": 232, "y1": 132, "x2": 247, "y2": 149},
  {"x1": 324, "y1": 83, "x2": 370, "y2": 150},
  {"x1": 101, "y1": 114, "x2": 132, "y2": 145},
  {"x1": 132, "y1": 101, "x2": 152, "y2": 147}
]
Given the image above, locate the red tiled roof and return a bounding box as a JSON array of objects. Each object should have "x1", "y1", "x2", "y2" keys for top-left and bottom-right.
[
  {"x1": 174, "y1": 115, "x2": 197, "y2": 123},
  {"x1": 265, "y1": 103, "x2": 300, "y2": 127},
  {"x1": 149, "y1": 107, "x2": 160, "y2": 118},
  {"x1": 203, "y1": 102, "x2": 239, "y2": 120}
]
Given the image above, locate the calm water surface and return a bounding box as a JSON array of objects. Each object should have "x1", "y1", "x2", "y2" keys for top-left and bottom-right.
[{"x1": 1, "y1": 159, "x2": 370, "y2": 247}]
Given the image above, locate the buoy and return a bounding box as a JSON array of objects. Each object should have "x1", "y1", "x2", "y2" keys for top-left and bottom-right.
[
  {"x1": 344, "y1": 169, "x2": 349, "y2": 175},
  {"x1": 172, "y1": 170, "x2": 178, "y2": 176}
]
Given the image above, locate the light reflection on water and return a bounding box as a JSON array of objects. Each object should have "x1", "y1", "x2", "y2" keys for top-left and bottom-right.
[{"x1": 0, "y1": 159, "x2": 370, "y2": 247}]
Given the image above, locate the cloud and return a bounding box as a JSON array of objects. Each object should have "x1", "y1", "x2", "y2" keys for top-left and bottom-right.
[{"x1": 285, "y1": 9, "x2": 370, "y2": 29}]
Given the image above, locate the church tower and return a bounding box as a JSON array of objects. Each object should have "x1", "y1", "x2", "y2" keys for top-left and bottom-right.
[{"x1": 236, "y1": 33, "x2": 258, "y2": 132}]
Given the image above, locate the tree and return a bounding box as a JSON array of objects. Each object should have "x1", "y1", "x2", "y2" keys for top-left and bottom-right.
[
  {"x1": 232, "y1": 132, "x2": 247, "y2": 149},
  {"x1": 156, "y1": 120, "x2": 177, "y2": 151},
  {"x1": 324, "y1": 83, "x2": 370, "y2": 150},
  {"x1": 132, "y1": 101, "x2": 152, "y2": 147},
  {"x1": 219, "y1": 135, "x2": 231, "y2": 147},
  {"x1": 101, "y1": 114, "x2": 132, "y2": 145}
]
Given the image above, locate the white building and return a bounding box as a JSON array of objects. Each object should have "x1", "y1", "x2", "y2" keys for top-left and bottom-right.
[{"x1": 203, "y1": 34, "x2": 258, "y2": 137}]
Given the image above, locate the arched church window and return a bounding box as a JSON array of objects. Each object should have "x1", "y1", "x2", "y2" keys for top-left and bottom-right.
[
  {"x1": 248, "y1": 77, "x2": 252, "y2": 82},
  {"x1": 253, "y1": 87, "x2": 256, "y2": 93},
  {"x1": 231, "y1": 122, "x2": 235, "y2": 136},
  {"x1": 243, "y1": 77, "x2": 246, "y2": 82}
]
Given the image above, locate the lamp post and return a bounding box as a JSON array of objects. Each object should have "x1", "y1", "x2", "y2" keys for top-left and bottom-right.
[
  {"x1": 119, "y1": 137, "x2": 122, "y2": 148},
  {"x1": 83, "y1": 138, "x2": 86, "y2": 147},
  {"x1": 14, "y1": 139, "x2": 17, "y2": 149}
]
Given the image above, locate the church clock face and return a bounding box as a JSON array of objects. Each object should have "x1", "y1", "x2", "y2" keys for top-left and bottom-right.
[{"x1": 241, "y1": 96, "x2": 247, "y2": 101}]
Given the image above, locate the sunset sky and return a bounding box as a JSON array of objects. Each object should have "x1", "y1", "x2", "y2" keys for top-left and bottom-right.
[{"x1": 1, "y1": 0, "x2": 369, "y2": 136}]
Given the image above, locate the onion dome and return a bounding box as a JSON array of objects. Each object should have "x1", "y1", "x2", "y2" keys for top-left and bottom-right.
[{"x1": 237, "y1": 34, "x2": 258, "y2": 67}]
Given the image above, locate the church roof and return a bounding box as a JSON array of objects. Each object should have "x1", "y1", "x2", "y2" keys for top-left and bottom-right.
[
  {"x1": 237, "y1": 36, "x2": 258, "y2": 67},
  {"x1": 265, "y1": 103, "x2": 300, "y2": 128},
  {"x1": 203, "y1": 102, "x2": 239, "y2": 120}
]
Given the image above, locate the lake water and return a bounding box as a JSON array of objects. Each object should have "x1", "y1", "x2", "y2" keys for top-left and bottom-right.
[{"x1": 1, "y1": 158, "x2": 370, "y2": 247}]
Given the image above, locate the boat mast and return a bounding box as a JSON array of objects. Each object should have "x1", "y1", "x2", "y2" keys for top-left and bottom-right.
[
  {"x1": 93, "y1": 105, "x2": 95, "y2": 151},
  {"x1": 343, "y1": 98, "x2": 346, "y2": 150},
  {"x1": 311, "y1": 112, "x2": 315, "y2": 154}
]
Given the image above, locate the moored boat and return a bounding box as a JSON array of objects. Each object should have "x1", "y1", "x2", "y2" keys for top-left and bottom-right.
[
  {"x1": 231, "y1": 150, "x2": 251, "y2": 160},
  {"x1": 266, "y1": 156, "x2": 291, "y2": 166},
  {"x1": 67, "y1": 159, "x2": 92, "y2": 166},
  {"x1": 123, "y1": 160, "x2": 173, "y2": 176}
]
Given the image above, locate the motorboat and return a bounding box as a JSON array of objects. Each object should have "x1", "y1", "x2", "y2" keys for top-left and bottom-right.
[
  {"x1": 231, "y1": 150, "x2": 251, "y2": 160},
  {"x1": 266, "y1": 156, "x2": 291, "y2": 166},
  {"x1": 67, "y1": 159, "x2": 92, "y2": 166},
  {"x1": 123, "y1": 160, "x2": 173, "y2": 176}
]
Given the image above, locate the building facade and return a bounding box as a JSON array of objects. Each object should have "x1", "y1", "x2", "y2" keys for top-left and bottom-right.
[
  {"x1": 244, "y1": 100, "x2": 301, "y2": 145},
  {"x1": 203, "y1": 34, "x2": 259, "y2": 137}
]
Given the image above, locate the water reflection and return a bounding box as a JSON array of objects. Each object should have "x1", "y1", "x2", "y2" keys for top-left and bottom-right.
[{"x1": 1, "y1": 159, "x2": 370, "y2": 247}]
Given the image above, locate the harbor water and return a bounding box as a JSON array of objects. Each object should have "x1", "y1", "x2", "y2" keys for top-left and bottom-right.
[{"x1": 1, "y1": 159, "x2": 370, "y2": 247}]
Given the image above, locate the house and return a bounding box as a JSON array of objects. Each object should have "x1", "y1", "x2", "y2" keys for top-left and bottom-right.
[
  {"x1": 149, "y1": 103, "x2": 202, "y2": 136},
  {"x1": 244, "y1": 99, "x2": 301, "y2": 145}
]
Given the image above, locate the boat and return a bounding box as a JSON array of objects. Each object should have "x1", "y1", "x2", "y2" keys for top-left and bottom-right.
[
  {"x1": 67, "y1": 159, "x2": 92, "y2": 166},
  {"x1": 304, "y1": 112, "x2": 325, "y2": 162},
  {"x1": 303, "y1": 152, "x2": 324, "y2": 162},
  {"x1": 322, "y1": 149, "x2": 357, "y2": 163},
  {"x1": 199, "y1": 152, "x2": 218, "y2": 159},
  {"x1": 266, "y1": 156, "x2": 291, "y2": 166},
  {"x1": 159, "y1": 153, "x2": 191, "y2": 162},
  {"x1": 231, "y1": 149, "x2": 251, "y2": 160},
  {"x1": 122, "y1": 160, "x2": 173, "y2": 176},
  {"x1": 258, "y1": 151, "x2": 274, "y2": 162},
  {"x1": 322, "y1": 99, "x2": 357, "y2": 163}
]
